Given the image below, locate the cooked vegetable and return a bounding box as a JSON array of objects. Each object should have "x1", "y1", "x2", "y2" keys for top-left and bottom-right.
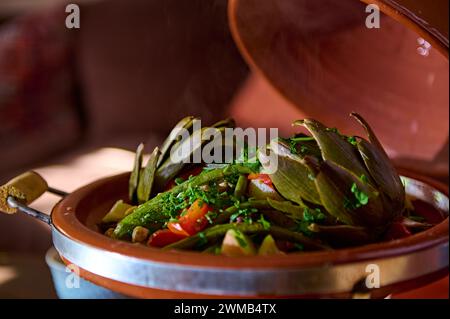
[
  {"x1": 100, "y1": 114, "x2": 425, "y2": 255},
  {"x1": 102, "y1": 200, "x2": 134, "y2": 224},
  {"x1": 132, "y1": 226, "x2": 150, "y2": 243},
  {"x1": 147, "y1": 229, "x2": 187, "y2": 248},
  {"x1": 260, "y1": 114, "x2": 406, "y2": 232},
  {"x1": 221, "y1": 229, "x2": 256, "y2": 256},
  {"x1": 167, "y1": 199, "x2": 212, "y2": 236},
  {"x1": 104, "y1": 228, "x2": 115, "y2": 238},
  {"x1": 137, "y1": 147, "x2": 160, "y2": 204},
  {"x1": 258, "y1": 235, "x2": 284, "y2": 255},
  {"x1": 114, "y1": 164, "x2": 252, "y2": 239},
  {"x1": 234, "y1": 175, "x2": 248, "y2": 199},
  {"x1": 154, "y1": 118, "x2": 235, "y2": 191},
  {"x1": 162, "y1": 223, "x2": 329, "y2": 251},
  {"x1": 157, "y1": 116, "x2": 196, "y2": 167},
  {"x1": 247, "y1": 175, "x2": 284, "y2": 201},
  {"x1": 129, "y1": 143, "x2": 144, "y2": 203}
]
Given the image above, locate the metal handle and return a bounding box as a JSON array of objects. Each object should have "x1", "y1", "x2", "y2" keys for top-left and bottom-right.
[
  {"x1": 1, "y1": 171, "x2": 67, "y2": 224},
  {"x1": 6, "y1": 196, "x2": 52, "y2": 224}
]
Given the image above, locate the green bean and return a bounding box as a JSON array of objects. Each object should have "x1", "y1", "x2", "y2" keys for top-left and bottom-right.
[
  {"x1": 213, "y1": 200, "x2": 271, "y2": 224},
  {"x1": 234, "y1": 175, "x2": 248, "y2": 198},
  {"x1": 163, "y1": 223, "x2": 330, "y2": 251},
  {"x1": 201, "y1": 244, "x2": 221, "y2": 255},
  {"x1": 260, "y1": 210, "x2": 297, "y2": 229},
  {"x1": 267, "y1": 198, "x2": 305, "y2": 220},
  {"x1": 162, "y1": 223, "x2": 259, "y2": 250},
  {"x1": 268, "y1": 225, "x2": 331, "y2": 250}
]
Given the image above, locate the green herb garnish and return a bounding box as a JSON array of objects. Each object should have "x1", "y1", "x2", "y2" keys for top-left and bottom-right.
[{"x1": 259, "y1": 215, "x2": 271, "y2": 230}]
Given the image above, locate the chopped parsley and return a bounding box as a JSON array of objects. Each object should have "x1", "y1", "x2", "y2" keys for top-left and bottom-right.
[
  {"x1": 230, "y1": 207, "x2": 258, "y2": 224},
  {"x1": 347, "y1": 136, "x2": 357, "y2": 145},
  {"x1": 303, "y1": 207, "x2": 326, "y2": 223},
  {"x1": 326, "y1": 127, "x2": 340, "y2": 134},
  {"x1": 234, "y1": 144, "x2": 261, "y2": 173},
  {"x1": 344, "y1": 183, "x2": 369, "y2": 210},
  {"x1": 196, "y1": 232, "x2": 208, "y2": 248},
  {"x1": 174, "y1": 177, "x2": 185, "y2": 185},
  {"x1": 351, "y1": 183, "x2": 369, "y2": 206},
  {"x1": 205, "y1": 211, "x2": 217, "y2": 224},
  {"x1": 259, "y1": 214, "x2": 271, "y2": 230},
  {"x1": 234, "y1": 231, "x2": 248, "y2": 248}
]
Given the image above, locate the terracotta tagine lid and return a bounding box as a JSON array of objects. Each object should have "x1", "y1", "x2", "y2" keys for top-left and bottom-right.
[{"x1": 228, "y1": 0, "x2": 449, "y2": 179}]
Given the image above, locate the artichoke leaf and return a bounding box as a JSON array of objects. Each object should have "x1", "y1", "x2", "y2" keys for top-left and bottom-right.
[
  {"x1": 157, "y1": 116, "x2": 196, "y2": 167},
  {"x1": 137, "y1": 147, "x2": 161, "y2": 204},
  {"x1": 309, "y1": 159, "x2": 387, "y2": 228},
  {"x1": 267, "y1": 198, "x2": 306, "y2": 220},
  {"x1": 350, "y1": 112, "x2": 384, "y2": 152},
  {"x1": 294, "y1": 119, "x2": 371, "y2": 183},
  {"x1": 258, "y1": 141, "x2": 322, "y2": 205},
  {"x1": 154, "y1": 126, "x2": 226, "y2": 190},
  {"x1": 351, "y1": 113, "x2": 405, "y2": 212},
  {"x1": 155, "y1": 118, "x2": 235, "y2": 190},
  {"x1": 266, "y1": 198, "x2": 333, "y2": 224},
  {"x1": 308, "y1": 223, "x2": 372, "y2": 246},
  {"x1": 211, "y1": 117, "x2": 236, "y2": 129},
  {"x1": 129, "y1": 143, "x2": 144, "y2": 203}
]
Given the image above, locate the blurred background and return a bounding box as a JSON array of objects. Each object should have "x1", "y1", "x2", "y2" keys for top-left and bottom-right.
[{"x1": 0, "y1": 0, "x2": 448, "y2": 298}]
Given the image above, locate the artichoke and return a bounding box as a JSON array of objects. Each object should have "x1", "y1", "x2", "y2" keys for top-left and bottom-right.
[
  {"x1": 258, "y1": 113, "x2": 405, "y2": 236},
  {"x1": 128, "y1": 117, "x2": 235, "y2": 204}
]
